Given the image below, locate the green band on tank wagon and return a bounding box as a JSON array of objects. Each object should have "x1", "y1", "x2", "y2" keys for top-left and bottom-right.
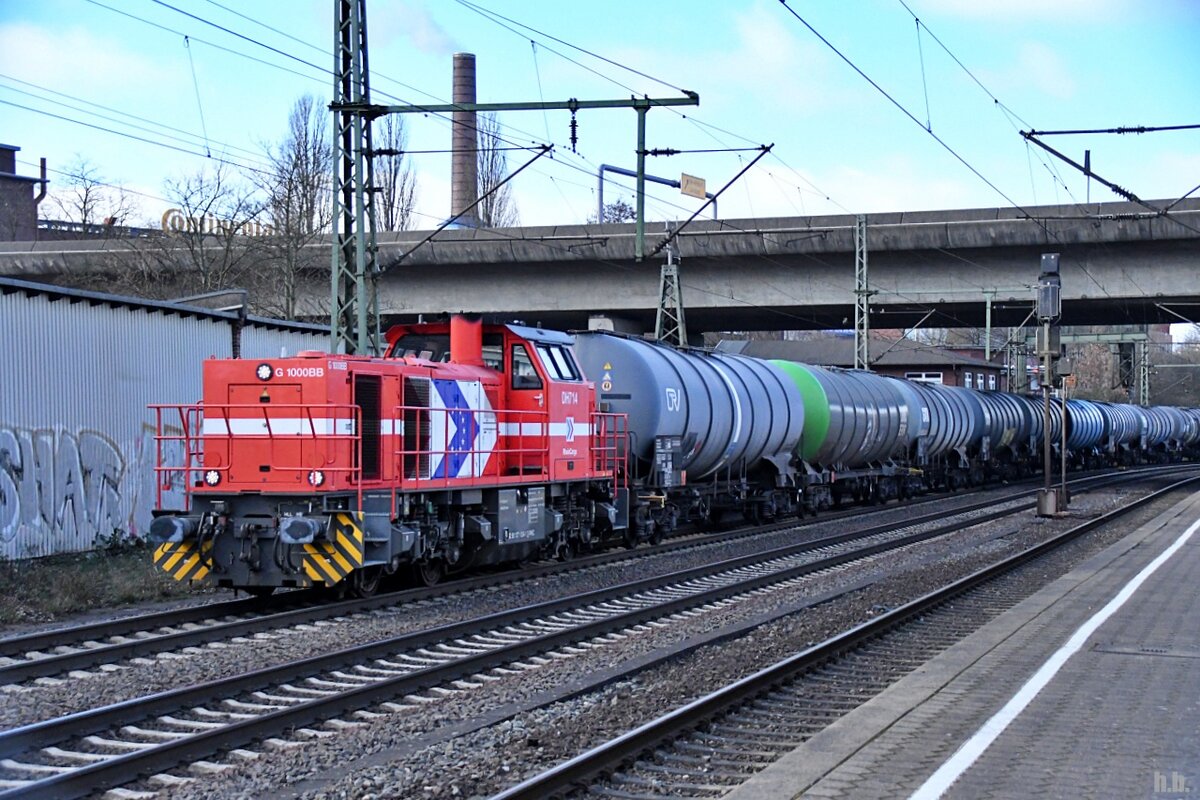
[{"x1": 770, "y1": 360, "x2": 830, "y2": 463}]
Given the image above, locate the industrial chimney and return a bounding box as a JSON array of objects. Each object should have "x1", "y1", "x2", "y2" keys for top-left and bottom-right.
[{"x1": 450, "y1": 52, "x2": 479, "y2": 227}]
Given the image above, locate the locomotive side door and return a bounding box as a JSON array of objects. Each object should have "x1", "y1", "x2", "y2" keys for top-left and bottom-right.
[{"x1": 506, "y1": 341, "x2": 550, "y2": 476}]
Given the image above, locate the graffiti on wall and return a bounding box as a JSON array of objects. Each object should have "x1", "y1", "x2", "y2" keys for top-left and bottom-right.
[
  {"x1": 0, "y1": 426, "x2": 133, "y2": 556},
  {"x1": 0, "y1": 424, "x2": 193, "y2": 558}
]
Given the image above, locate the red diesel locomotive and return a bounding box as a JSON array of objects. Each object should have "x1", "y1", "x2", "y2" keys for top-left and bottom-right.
[{"x1": 149, "y1": 316, "x2": 630, "y2": 595}]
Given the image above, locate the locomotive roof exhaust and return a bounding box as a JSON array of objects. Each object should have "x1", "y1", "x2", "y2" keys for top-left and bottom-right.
[{"x1": 450, "y1": 313, "x2": 484, "y2": 366}]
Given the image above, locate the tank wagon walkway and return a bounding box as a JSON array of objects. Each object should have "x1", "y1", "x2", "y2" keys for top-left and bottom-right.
[{"x1": 725, "y1": 490, "x2": 1200, "y2": 800}]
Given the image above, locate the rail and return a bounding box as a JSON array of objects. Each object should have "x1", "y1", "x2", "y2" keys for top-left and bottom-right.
[{"x1": 489, "y1": 472, "x2": 1200, "y2": 799}]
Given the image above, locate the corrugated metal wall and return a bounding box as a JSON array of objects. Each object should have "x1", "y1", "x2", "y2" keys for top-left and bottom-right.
[{"x1": 0, "y1": 285, "x2": 330, "y2": 559}]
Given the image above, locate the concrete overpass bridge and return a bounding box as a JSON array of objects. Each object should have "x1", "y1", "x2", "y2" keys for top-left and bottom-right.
[{"x1": 3, "y1": 198, "x2": 1198, "y2": 334}]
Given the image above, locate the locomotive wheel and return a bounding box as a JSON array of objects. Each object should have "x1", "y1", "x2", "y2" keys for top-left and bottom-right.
[
  {"x1": 352, "y1": 566, "x2": 384, "y2": 598},
  {"x1": 414, "y1": 560, "x2": 445, "y2": 587}
]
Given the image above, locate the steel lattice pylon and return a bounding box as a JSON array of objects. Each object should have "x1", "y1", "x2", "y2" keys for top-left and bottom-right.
[
  {"x1": 331, "y1": 0, "x2": 380, "y2": 355},
  {"x1": 655, "y1": 223, "x2": 687, "y2": 346},
  {"x1": 1138, "y1": 337, "x2": 1151, "y2": 405},
  {"x1": 853, "y1": 214, "x2": 872, "y2": 370}
]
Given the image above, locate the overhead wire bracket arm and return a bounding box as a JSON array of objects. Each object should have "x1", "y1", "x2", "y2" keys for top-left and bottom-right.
[
  {"x1": 1024, "y1": 123, "x2": 1200, "y2": 136},
  {"x1": 1019, "y1": 130, "x2": 1148, "y2": 207},
  {"x1": 648, "y1": 144, "x2": 773, "y2": 258},
  {"x1": 375, "y1": 92, "x2": 699, "y2": 115},
  {"x1": 385, "y1": 145, "x2": 553, "y2": 269}
]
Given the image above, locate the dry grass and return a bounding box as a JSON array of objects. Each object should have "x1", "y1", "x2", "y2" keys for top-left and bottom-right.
[{"x1": 0, "y1": 544, "x2": 201, "y2": 626}]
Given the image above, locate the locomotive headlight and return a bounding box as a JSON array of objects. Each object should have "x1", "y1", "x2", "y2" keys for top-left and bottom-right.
[
  {"x1": 307, "y1": 470, "x2": 326, "y2": 487},
  {"x1": 203, "y1": 469, "x2": 222, "y2": 486},
  {"x1": 255, "y1": 363, "x2": 273, "y2": 381}
]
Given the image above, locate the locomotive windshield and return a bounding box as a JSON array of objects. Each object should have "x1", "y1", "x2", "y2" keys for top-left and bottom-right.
[{"x1": 536, "y1": 343, "x2": 583, "y2": 381}]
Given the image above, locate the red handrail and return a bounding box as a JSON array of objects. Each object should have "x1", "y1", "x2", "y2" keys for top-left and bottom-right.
[{"x1": 150, "y1": 403, "x2": 363, "y2": 509}]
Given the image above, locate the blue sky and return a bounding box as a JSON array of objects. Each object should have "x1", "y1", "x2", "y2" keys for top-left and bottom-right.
[{"x1": 1, "y1": 0, "x2": 1197, "y2": 229}]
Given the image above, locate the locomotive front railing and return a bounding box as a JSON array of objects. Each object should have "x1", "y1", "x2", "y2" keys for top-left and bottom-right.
[{"x1": 151, "y1": 402, "x2": 363, "y2": 508}]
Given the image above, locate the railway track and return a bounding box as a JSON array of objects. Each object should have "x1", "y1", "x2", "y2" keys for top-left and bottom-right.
[
  {"x1": 1, "y1": 464, "x2": 1181, "y2": 687},
  {"x1": 0, "y1": 467, "x2": 1187, "y2": 798},
  {"x1": 491, "y1": 472, "x2": 1200, "y2": 800}
]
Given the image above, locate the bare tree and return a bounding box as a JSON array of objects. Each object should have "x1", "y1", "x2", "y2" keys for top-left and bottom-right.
[
  {"x1": 475, "y1": 112, "x2": 519, "y2": 228},
  {"x1": 588, "y1": 197, "x2": 636, "y2": 224},
  {"x1": 252, "y1": 94, "x2": 334, "y2": 318},
  {"x1": 265, "y1": 95, "x2": 331, "y2": 237},
  {"x1": 1065, "y1": 341, "x2": 1128, "y2": 402},
  {"x1": 123, "y1": 161, "x2": 266, "y2": 301},
  {"x1": 375, "y1": 114, "x2": 417, "y2": 232},
  {"x1": 48, "y1": 156, "x2": 134, "y2": 234}
]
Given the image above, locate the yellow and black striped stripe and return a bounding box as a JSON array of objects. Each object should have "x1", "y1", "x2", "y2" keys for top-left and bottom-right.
[
  {"x1": 153, "y1": 538, "x2": 215, "y2": 584},
  {"x1": 301, "y1": 512, "x2": 365, "y2": 586}
]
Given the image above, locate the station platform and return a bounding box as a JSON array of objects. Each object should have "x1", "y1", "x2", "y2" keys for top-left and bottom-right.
[{"x1": 725, "y1": 490, "x2": 1200, "y2": 800}]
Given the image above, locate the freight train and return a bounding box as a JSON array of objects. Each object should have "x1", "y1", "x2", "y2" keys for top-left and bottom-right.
[{"x1": 148, "y1": 317, "x2": 1200, "y2": 596}]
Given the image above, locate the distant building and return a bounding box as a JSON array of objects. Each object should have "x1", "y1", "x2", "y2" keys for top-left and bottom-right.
[
  {"x1": 717, "y1": 334, "x2": 1007, "y2": 390},
  {"x1": 0, "y1": 144, "x2": 46, "y2": 241}
]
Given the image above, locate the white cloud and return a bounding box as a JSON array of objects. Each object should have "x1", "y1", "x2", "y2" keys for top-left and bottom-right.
[
  {"x1": 915, "y1": 0, "x2": 1133, "y2": 23},
  {"x1": 0, "y1": 23, "x2": 180, "y2": 99},
  {"x1": 370, "y1": 2, "x2": 457, "y2": 55},
  {"x1": 607, "y1": 2, "x2": 836, "y2": 118},
  {"x1": 976, "y1": 40, "x2": 1077, "y2": 102}
]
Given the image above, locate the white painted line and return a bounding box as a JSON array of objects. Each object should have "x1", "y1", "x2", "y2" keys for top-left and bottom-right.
[
  {"x1": 909, "y1": 510, "x2": 1200, "y2": 800},
  {"x1": 202, "y1": 418, "x2": 356, "y2": 436}
]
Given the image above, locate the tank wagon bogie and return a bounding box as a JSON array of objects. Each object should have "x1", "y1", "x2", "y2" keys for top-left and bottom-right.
[{"x1": 149, "y1": 318, "x2": 1199, "y2": 597}]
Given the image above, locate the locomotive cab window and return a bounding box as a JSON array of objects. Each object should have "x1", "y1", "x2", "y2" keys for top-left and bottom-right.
[
  {"x1": 389, "y1": 334, "x2": 450, "y2": 361},
  {"x1": 536, "y1": 343, "x2": 582, "y2": 382},
  {"x1": 511, "y1": 344, "x2": 542, "y2": 389},
  {"x1": 482, "y1": 333, "x2": 504, "y2": 371}
]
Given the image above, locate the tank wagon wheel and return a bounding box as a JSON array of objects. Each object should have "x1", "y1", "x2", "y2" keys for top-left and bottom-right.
[
  {"x1": 414, "y1": 560, "x2": 445, "y2": 587},
  {"x1": 557, "y1": 541, "x2": 577, "y2": 562},
  {"x1": 648, "y1": 524, "x2": 663, "y2": 547},
  {"x1": 351, "y1": 565, "x2": 385, "y2": 598}
]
